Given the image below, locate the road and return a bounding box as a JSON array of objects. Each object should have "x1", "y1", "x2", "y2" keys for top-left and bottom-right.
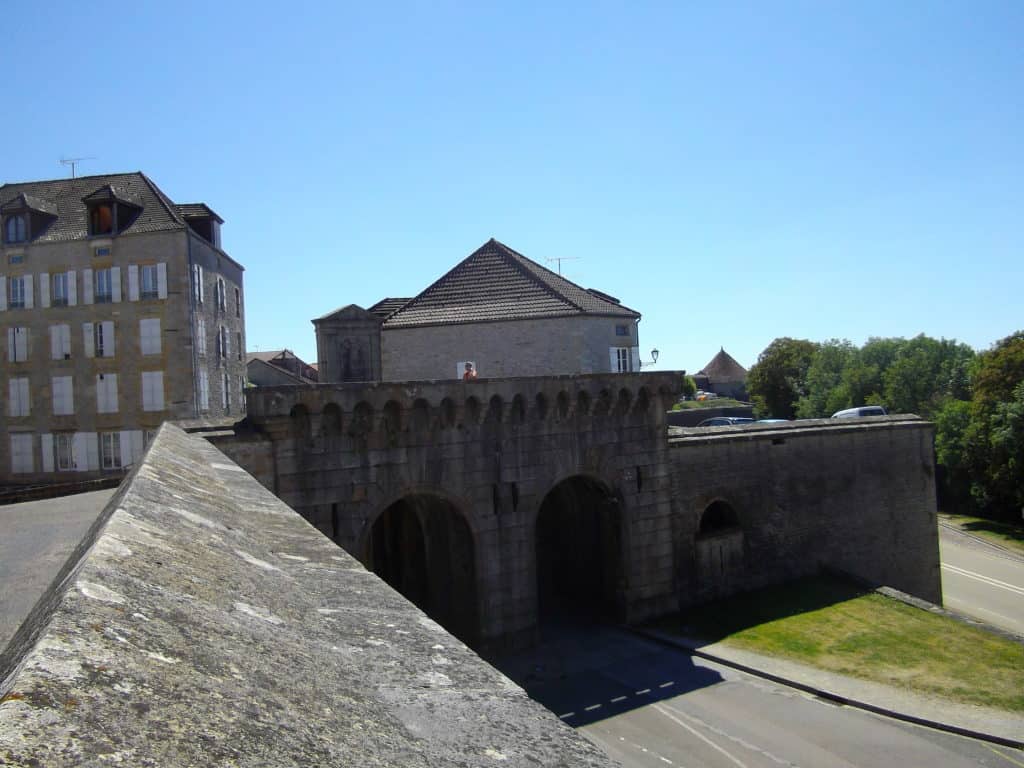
[
  {"x1": 491, "y1": 621, "x2": 1024, "y2": 768},
  {"x1": 940, "y1": 524, "x2": 1024, "y2": 637},
  {"x1": 0, "y1": 488, "x2": 115, "y2": 652}
]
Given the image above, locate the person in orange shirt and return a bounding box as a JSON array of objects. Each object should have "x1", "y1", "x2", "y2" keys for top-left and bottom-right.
[{"x1": 463, "y1": 362, "x2": 478, "y2": 380}]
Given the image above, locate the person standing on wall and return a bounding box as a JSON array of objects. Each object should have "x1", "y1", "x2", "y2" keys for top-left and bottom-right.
[{"x1": 463, "y1": 362, "x2": 478, "y2": 380}]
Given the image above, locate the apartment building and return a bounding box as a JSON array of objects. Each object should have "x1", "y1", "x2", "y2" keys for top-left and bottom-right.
[{"x1": 0, "y1": 172, "x2": 245, "y2": 483}]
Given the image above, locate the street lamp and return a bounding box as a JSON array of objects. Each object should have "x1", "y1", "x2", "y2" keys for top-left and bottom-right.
[{"x1": 640, "y1": 348, "x2": 659, "y2": 368}]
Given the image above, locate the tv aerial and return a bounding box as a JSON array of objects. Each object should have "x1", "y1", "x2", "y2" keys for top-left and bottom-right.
[
  {"x1": 59, "y1": 156, "x2": 96, "y2": 178},
  {"x1": 545, "y1": 256, "x2": 581, "y2": 275}
]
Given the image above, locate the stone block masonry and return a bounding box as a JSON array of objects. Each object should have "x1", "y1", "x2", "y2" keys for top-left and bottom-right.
[{"x1": 0, "y1": 423, "x2": 615, "y2": 767}]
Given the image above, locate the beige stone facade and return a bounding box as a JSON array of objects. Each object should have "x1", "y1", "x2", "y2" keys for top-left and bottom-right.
[{"x1": 0, "y1": 173, "x2": 245, "y2": 484}]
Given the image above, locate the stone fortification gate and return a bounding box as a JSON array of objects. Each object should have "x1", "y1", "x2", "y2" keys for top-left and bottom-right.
[{"x1": 208, "y1": 372, "x2": 942, "y2": 651}]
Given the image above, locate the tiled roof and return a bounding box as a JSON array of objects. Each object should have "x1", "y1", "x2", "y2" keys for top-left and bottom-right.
[
  {"x1": 246, "y1": 350, "x2": 287, "y2": 363},
  {"x1": 699, "y1": 348, "x2": 748, "y2": 380},
  {"x1": 383, "y1": 239, "x2": 640, "y2": 329},
  {"x1": 176, "y1": 203, "x2": 223, "y2": 223},
  {"x1": 368, "y1": 297, "x2": 412, "y2": 319},
  {"x1": 0, "y1": 172, "x2": 186, "y2": 243}
]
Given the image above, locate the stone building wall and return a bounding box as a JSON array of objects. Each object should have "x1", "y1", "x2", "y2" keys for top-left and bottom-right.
[
  {"x1": 381, "y1": 315, "x2": 642, "y2": 381},
  {"x1": 211, "y1": 376, "x2": 942, "y2": 651}
]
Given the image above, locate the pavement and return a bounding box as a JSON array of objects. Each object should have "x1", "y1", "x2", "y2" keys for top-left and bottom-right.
[{"x1": 0, "y1": 488, "x2": 116, "y2": 652}]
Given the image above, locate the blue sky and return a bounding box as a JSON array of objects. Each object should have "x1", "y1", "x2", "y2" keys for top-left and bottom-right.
[{"x1": 4, "y1": 1, "x2": 1021, "y2": 373}]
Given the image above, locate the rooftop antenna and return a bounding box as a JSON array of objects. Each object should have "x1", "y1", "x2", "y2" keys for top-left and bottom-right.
[
  {"x1": 545, "y1": 256, "x2": 581, "y2": 275},
  {"x1": 59, "y1": 156, "x2": 95, "y2": 178}
]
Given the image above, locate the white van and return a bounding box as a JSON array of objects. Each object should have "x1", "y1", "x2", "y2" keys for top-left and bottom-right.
[{"x1": 831, "y1": 406, "x2": 888, "y2": 419}]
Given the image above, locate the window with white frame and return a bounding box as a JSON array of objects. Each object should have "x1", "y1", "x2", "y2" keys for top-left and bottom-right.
[
  {"x1": 94, "y1": 268, "x2": 113, "y2": 303},
  {"x1": 198, "y1": 370, "x2": 210, "y2": 412},
  {"x1": 50, "y1": 324, "x2": 71, "y2": 360},
  {"x1": 223, "y1": 371, "x2": 231, "y2": 413},
  {"x1": 142, "y1": 371, "x2": 164, "y2": 411},
  {"x1": 236, "y1": 331, "x2": 242, "y2": 360},
  {"x1": 140, "y1": 264, "x2": 159, "y2": 299},
  {"x1": 10, "y1": 433, "x2": 33, "y2": 473},
  {"x1": 235, "y1": 287, "x2": 241, "y2": 318},
  {"x1": 96, "y1": 373, "x2": 118, "y2": 413},
  {"x1": 7, "y1": 326, "x2": 28, "y2": 362},
  {"x1": 196, "y1": 316, "x2": 207, "y2": 356},
  {"x1": 8, "y1": 275, "x2": 27, "y2": 309},
  {"x1": 217, "y1": 325, "x2": 230, "y2": 363},
  {"x1": 192, "y1": 264, "x2": 204, "y2": 303},
  {"x1": 93, "y1": 320, "x2": 115, "y2": 358},
  {"x1": 52, "y1": 375, "x2": 74, "y2": 415},
  {"x1": 615, "y1": 347, "x2": 631, "y2": 372},
  {"x1": 216, "y1": 276, "x2": 226, "y2": 312},
  {"x1": 139, "y1": 318, "x2": 161, "y2": 355},
  {"x1": 143, "y1": 429, "x2": 158, "y2": 449},
  {"x1": 100, "y1": 432, "x2": 122, "y2": 470},
  {"x1": 52, "y1": 272, "x2": 70, "y2": 306},
  {"x1": 8, "y1": 377, "x2": 30, "y2": 417},
  {"x1": 55, "y1": 433, "x2": 74, "y2": 471},
  {"x1": 4, "y1": 213, "x2": 27, "y2": 244},
  {"x1": 239, "y1": 375, "x2": 247, "y2": 412}
]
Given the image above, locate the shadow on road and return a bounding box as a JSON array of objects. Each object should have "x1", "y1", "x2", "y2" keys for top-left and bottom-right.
[{"x1": 488, "y1": 618, "x2": 723, "y2": 727}]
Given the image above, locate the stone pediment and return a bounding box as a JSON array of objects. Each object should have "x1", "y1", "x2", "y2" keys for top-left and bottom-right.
[{"x1": 313, "y1": 304, "x2": 382, "y2": 324}]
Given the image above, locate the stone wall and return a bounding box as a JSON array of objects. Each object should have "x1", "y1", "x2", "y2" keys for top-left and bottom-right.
[
  {"x1": 0, "y1": 423, "x2": 616, "y2": 767},
  {"x1": 381, "y1": 314, "x2": 641, "y2": 381},
  {"x1": 668, "y1": 417, "x2": 942, "y2": 604}
]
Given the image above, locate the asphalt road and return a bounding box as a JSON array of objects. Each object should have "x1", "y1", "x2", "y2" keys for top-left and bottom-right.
[
  {"x1": 940, "y1": 524, "x2": 1024, "y2": 637},
  {"x1": 491, "y1": 621, "x2": 1024, "y2": 768},
  {"x1": 0, "y1": 488, "x2": 115, "y2": 652}
]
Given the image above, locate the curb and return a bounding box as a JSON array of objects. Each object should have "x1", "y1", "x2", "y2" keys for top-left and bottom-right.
[
  {"x1": 632, "y1": 627, "x2": 1024, "y2": 752},
  {"x1": 939, "y1": 520, "x2": 1024, "y2": 564}
]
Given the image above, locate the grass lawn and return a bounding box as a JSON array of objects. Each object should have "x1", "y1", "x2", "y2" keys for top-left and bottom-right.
[
  {"x1": 651, "y1": 575, "x2": 1024, "y2": 712},
  {"x1": 940, "y1": 512, "x2": 1024, "y2": 557}
]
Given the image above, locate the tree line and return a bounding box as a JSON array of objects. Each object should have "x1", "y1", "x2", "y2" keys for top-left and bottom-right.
[{"x1": 745, "y1": 332, "x2": 1024, "y2": 522}]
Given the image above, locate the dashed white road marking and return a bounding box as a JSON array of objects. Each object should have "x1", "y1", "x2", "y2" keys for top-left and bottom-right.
[{"x1": 610, "y1": 695, "x2": 628, "y2": 703}]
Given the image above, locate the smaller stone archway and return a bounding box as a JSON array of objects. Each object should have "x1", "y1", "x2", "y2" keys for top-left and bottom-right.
[
  {"x1": 362, "y1": 493, "x2": 479, "y2": 646},
  {"x1": 694, "y1": 499, "x2": 745, "y2": 600},
  {"x1": 534, "y1": 475, "x2": 624, "y2": 625}
]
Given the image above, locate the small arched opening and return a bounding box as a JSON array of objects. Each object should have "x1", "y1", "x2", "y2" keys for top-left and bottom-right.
[
  {"x1": 289, "y1": 404, "x2": 311, "y2": 442},
  {"x1": 349, "y1": 401, "x2": 374, "y2": 436},
  {"x1": 593, "y1": 389, "x2": 612, "y2": 417},
  {"x1": 555, "y1": 391, "x2": 570, "y2": 421},
  {"x1": 383, "y1": 400, "x2": 402, "y2": 438},
  {"x1": 463, "y1": 396, "x2": 481, "y2": 426},
  {"x1": 576, "y1": 391, "x2": 591, "y2": 417},
  {"x1": 695, "y1": 500, "x2": 745, "y2": 600},
  {"x1": 614, "y1": 388, "x2": 632, "y2": 416},
  {"x1": 363, "y1": 494, "x2": 479, "y2": 645},
  {"x1": 411, "y1": 398, "x2": 431, "y2": 432},
  {"x1": 510, "y1": 394, "x2": 526, "y2": 425},
  {"x1": 439, "y1": 397, "x2": 456, "y2": 428},
  {"x1": 535, "y1": 475, "x2": 623, "y2": 625},
  {"x1": 486, "y1": 395, "x2": 504, "y2": 424},
  {"x1": 321, "y1": 403, "x2": 343, "y2": 438},
  {"x1": 535, "y1": 393, "x2": 549, "y2": 421}
]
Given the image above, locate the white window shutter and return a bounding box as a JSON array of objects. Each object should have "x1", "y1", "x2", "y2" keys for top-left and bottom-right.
[
  {"x1": 103, "y1": 321, "x2": 115, "y2": 358},
  {"x1": 85, "y1": 433, "x2": 99, "y2": 470},
  {"x1": 630, "y1": 347, "x2": 641, "y2": 372},
  {"x1": 111, "y1": 267, "x2": 121, "y2": 302},
  {"x1": 40, "y1": 273, "x2": 50, "y2": 308},
  {"x1": 67, "y1": 271, "x2": 77, "y2": 306},
  {"x1": 23, "y1": 274, "x2": 33, "y2": 309},
  {"x1": 72, "y1": 433, "x2": 87, "y2": 471},
  {"x1": 609, "y1": 348, "x2": 619, "y2": 373},
  {"x1": 83, "y1": 323, "x2": 95, "y2": 358},
  {"x1": 41, "y1": 433, "x2": 54, "y2": 473},
  {"x1": 157, "y1": 263, "x2": 167, "y2": 299},
  {"x1": 0, "y1": 275, "x2": 6, "y2": 311},
  {"x1": 131, "y1": 430, "x2": 144, "y2": 464},
  {"x1": 128, "y1": 265, "x2": 139, "y2": 301},
  {"x1": 6, "y1": 328, "x2": 12, "y2": 362},
  {"x1": 83, "y1": 268, "x2": 94, "y2": 304},
  {"x1": 18, "y1": 328, "x2": 28, "y2": 361},
  {"x1": 120, "y1": 430, "x2": 134, "y2": 465},
  {"x1": 50, "y1": 326, "x2": 60, "y2": 360}
]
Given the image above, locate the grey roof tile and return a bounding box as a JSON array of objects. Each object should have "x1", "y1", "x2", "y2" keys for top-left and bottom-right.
[
  {"x1": 0, "y1": 172, "x2": 187, "y2": 243},
  {"x1": 383, "y1": 239, "x2": 640, "y2": 328}
]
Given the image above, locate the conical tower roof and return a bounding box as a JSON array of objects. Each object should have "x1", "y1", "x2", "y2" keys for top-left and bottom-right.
[{"x1": 698, "y1": 347, "x2": 747, "y2": 380}]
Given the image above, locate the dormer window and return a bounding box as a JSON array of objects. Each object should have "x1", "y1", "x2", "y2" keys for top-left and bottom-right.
[
  {"x1": 4, "y1": 213, "x2": 27, "y2": 243},
  {"x1": 90, "y1": 204, "x2": 114, "y2": 235},
  {"x1": 82, "y1": 185, "x2": 141, "y2": 237},
  {"x1": 0, "y1": 193, "x2": 57, "y2": 244}
]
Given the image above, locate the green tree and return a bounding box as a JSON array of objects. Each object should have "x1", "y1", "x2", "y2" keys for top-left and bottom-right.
[
  {"x1": 679, "y1": 375, "x2": 697, "y2": 399},
  {"x1": 746, "y1": 338, "x2": 818, "y2": 419},
  {"x1": 934, "y1": 398, "x2": 974, "y2": 513},
  {"x1": 881, "y1": 335, "x2": 975, "y2": 418},
  {"x1": 795, "y1": 339, "x2": 857, "y2": 418}
]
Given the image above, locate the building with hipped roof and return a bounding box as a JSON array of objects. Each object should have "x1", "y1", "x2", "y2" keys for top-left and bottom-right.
[
  {"x1": 694, "y1": 347, "x2": 748, "y2": 401},
  {"x1": 316, "y1": 238, "x2": 643, "y2": 383},
  {"x1": 246, "y1": 349, "x2": 318, "y2": 387},
  {"x1": 0, "y1": 172, "x2": 245, "y2": 483}
]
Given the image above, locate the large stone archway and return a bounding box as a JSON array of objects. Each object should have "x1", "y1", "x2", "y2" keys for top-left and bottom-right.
[
  {"x1": 363, "y1": 494, "x2": 479, "y2": 645},
  {"x1": 534, "y1": 475, "x2": 624, "y2": 625},
  {"x1": 694, "y1": 499, "x2": 744, "y2": 600}
]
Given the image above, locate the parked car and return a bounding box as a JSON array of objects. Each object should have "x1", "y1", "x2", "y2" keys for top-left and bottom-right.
[
  {"x1": 695, "y1": 390, "x2": 719, "y2": 401},
  {"x1": 831, "y1": 406, "x2": 888, "y2": 419},
  {"x1": 697, "y1": 416, "x2": 754, "y2": 427}
]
